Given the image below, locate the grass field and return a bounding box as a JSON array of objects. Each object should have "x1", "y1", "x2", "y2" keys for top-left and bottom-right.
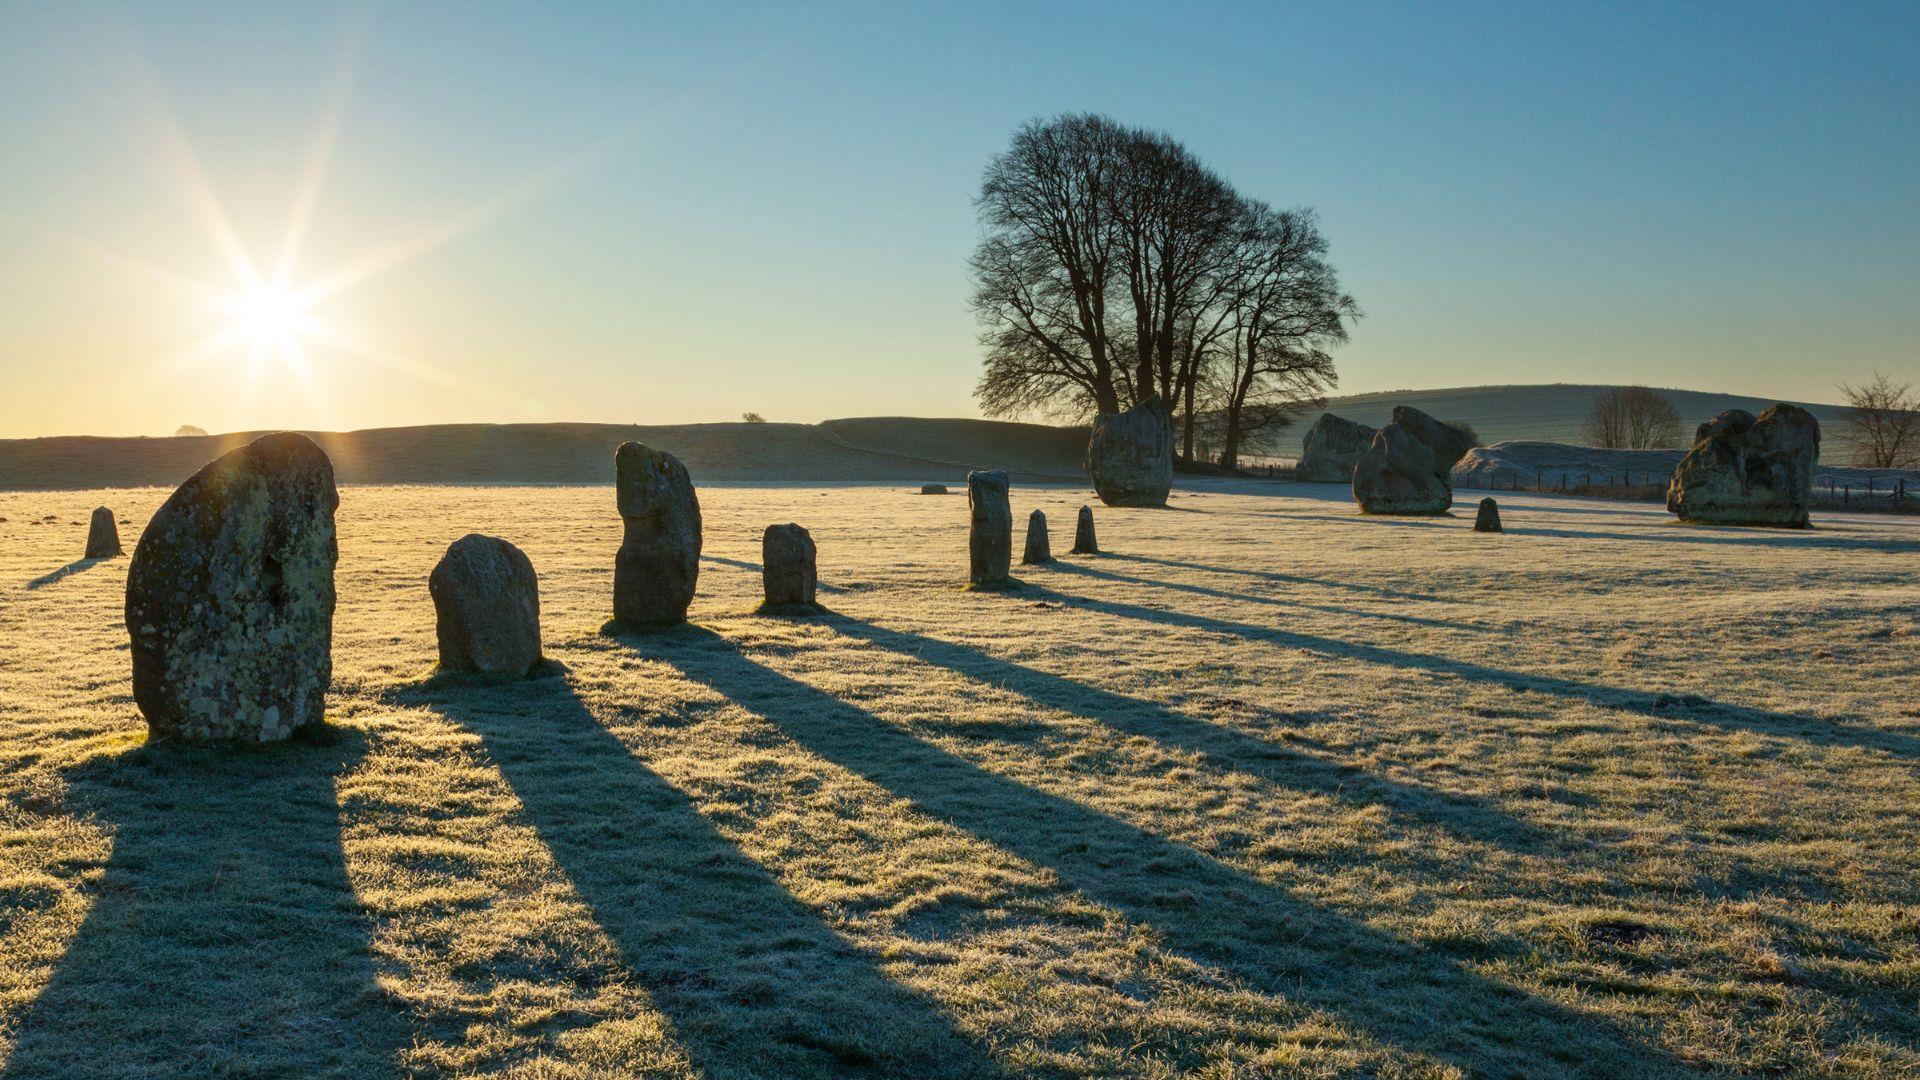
[{"x1": 2, "y1": 480, "x2": 1917, "y2": 1077}]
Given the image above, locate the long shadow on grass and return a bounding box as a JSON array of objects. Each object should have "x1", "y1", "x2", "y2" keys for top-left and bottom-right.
[
  {"x1": 703, "y1": 554, "x2": 846, "y2": 594},
  {"x1": 393, "y1": 672, "x2": 998, "y2": 1079},
  {"x1": 1019, "y1": 573, "x2": 1920, "y2": 760},
  {"x1": 1287, "y1": 513, "x2": 1920, "y2": 554},
  {"x1": 817, "y1": 614, "x2": 1570, "y2": 872},
  {"x1": 4, "y1": 726, "x2": 407, "y2": 1078},
  {"x1": 1102, "y1": 553, "x2": 1445, "y2": 602},
  {"x1": 627, "y1": 627, "x2": 1681, "y2": 1077},
  {"x1": 23, "y1": 557, "x2": 108, "y2": 590},
  {"x1": 1054, "y1": 560, "x2": 1490, "y2": 633}
]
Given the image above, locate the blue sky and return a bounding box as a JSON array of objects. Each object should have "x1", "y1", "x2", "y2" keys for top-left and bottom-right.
[{"x1": 0, "y1": 1, "x2": 1914, "y2": 436}]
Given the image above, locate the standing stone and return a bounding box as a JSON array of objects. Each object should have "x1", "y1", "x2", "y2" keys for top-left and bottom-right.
[
  {"x1": 968, "y1": 469, "x2": 1012, "y2": 587},
  {"x1": 430, "y1": 534, "x2": 542, "y2": 676},
  {"x1": 1070, "y1": 505, "x2": 1099, "y2": 555},
  {"x1": 1087, "y1": 396, "x2": 1173, "y2": 507},
  {"x1": 613, "y1": 442, "x2": 702, "y2": 625},
  {"x1": 761, "y1": 523, "x2": 819, "y2": 610},
  {"x1": 124, "y1": 432, "x2": 337, "y2": 742},
  {"x1": 1666, "y1": 405, "x2": 1820, "y2": 527},
  {"x1": 1296, "y1": 414, "x2": 1378, "y2": 483},
  {"x1": 1473, "y1": 497, "x2": 1502, "y2": 533},
  {"x1": 919, "y1": 484, "x2": 948, "y2": 495},
  {"x1": 1021, "y1": 510, "x2": 1051, "y2": 565},
  {"x1": 1352, "y1": 407, "x2": 1474, "y2": 515},
  {"x1": 85, "y1": 507, "x2": 122, "y2": 558}
]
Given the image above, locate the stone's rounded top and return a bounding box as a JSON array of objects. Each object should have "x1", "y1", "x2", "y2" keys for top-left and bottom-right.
[
  {"x1": 85, "y1": 506, "x2": 122, "y2": 558},
  {"x1": 763, "y1": 521, "x2": 813, "y2": 543},
  {"x1": 1473, "y1": 497, "x2": 1503, "y2": 533},
  {"x1": 434, "y1": 533, "x2": 535, "y2": 576},
  {"x1": 919, "y1": 483, "x2": 948, "y2": 495},
  {"x1": 614, "y1": 441, "x2": 696, "y2": 519},
  {"x1": 1028, "y1": 509, "x2": 1046, "y2": 521},
  {"x1": 968, "y1": 469, "x2": 1010, "y2": 493}
]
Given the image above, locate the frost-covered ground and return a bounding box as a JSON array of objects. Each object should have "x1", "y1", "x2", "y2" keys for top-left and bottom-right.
[{"x1": 2, "y1": 479, "x2": 1917, "y2": 1077}]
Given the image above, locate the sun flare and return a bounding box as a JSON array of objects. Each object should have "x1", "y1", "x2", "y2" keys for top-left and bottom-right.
[{"x1": 225, "y1": 283, "x2": 317, "y2": 360}]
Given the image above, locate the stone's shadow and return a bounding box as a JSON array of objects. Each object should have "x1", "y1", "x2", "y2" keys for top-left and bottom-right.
[
  {"x1": 4, "y1": 725, "x2": 406, "y2": 1078},
  {"x1": 1010, "y1": 576, "x2": 1920, "y2": 761},
  {"x1": 619, "y1": 627, "x2": 1676, "y2": 1076},
  {"x1": 1048, "y1": 560, "x2": 1492, "y2": 633},
  {"x1": 1288, "y1": 513, "x2": 1920, "y2": 554},
  {"x1": 24, "y1": 557, "x2": 108, "y2": 590},
  {"x1": 389, "y1": 672, "x2": 999, "y2": 1079},
  {"x1": 701, "y1": 554, "x2": 846, "y2": 593},
  {"x1": 1103, "y1": 553, "x2": 1445, "y2": 602}
]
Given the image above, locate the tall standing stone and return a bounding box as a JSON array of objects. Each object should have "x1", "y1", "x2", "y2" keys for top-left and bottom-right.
[
  {"x1": 1070, "y1": 505, "x2": 1098, "y2": 555},
  {"x1": 1473, "y1": 497, "x2": 1502, "y2": 533},
  {"x1": 430, "y1": 534, "x2": 542, "y2": 676},
  {"x1": 1296, "y1": 414, "x2": 1378, "y2": 483},
  {"x1": 85, "y1": 507, "x2": 122, "y2": 558},
  {"x1": 613, "y1": 442, "x2": 702, "y2": 625},
  {"x1": 968, "y1": 469, "x2": 1012, "y2": 587},
  {"x1": 761, "y1": 523, "x2": 819, "y2": 610},
  {"x1": 1666, "y1": 405, "x2": 1820, "y2": 527},
  {"x1": 125, "y1": 432, "x2": 337, "y2": 742},
  {"x1": 1352, "y1": 407, "x2": 1474, "y2": 515},
  {"x1": 1087, "y1": 396, "x2": 1173, "y2": 507},
  {"x1": 1021, "y1": 510, "x2": 1051, "y2": 565}
]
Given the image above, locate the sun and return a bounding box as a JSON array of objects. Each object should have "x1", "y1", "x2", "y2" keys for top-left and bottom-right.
[{"x1": 225, "y1": 282, "x2": 317, "y2": 361}]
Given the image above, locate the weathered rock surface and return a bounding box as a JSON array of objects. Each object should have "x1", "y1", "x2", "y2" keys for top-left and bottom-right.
[
  {"x1": 1352, "y1": 407, "x2": 1474, "y2": 515},
  {"x1": 919, "y1": 484, "x2": 948, "y2": 495},
  {"x1": 1666, "y1": 405, "x2": 1820, "y2": 527},
  {"x1": 1296, "y1": 414, "x2": 1377, "y2": 483},
  {"x1": 85, "y1": 507, "x2": 121, "y2": 558},
  {"x1": 968, "y1": 469, "x2": 1011, "y2": 586},
  {"x1": 1071, "y1": 505, "x2": 1098, "y2": 555},
  {"x1": 1473, "y1": 497, "x2": 1502, "y2": 533},
  {"x1": 762, "y1": 523, "x2": 818, "y2": 609},
  {"x1": 125, "y1": 432, "x2": 338, "y2": 742},
  {"x1": 613, "y1": 442, "x2": 702, "y2": 625},
  {"x1": 1021, "y1": 510, "x2": 1051, "y2": 565},
  {"x1": 430, "y1": 534, "x2": 542, "y2": 675},
  {"x1": 1087, "y1": 397, "x2": 1173, "y2": 507}
]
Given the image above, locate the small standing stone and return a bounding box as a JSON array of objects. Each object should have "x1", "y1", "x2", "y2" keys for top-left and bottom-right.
[
  {"x1": 613, "y1": 442, "x2": 702, "y2": 625},
  {"x1": 761, "y1": 523, "x2": 819, "y2": 610},
  {"x1": 968, "y1": 469, "x2": 1012, "y2": 587},
  {"x1": 919, "y1": 484, "x2": 948, "y2": 495},
  {"x1": 1473, "y1": 497, "x2": 1502, "y2": 533},
  {"x1": 1070, "y1": 505, "x2": 1098, "y2": 555},
  {"x1": 430, "y1": 535, "x2": 542, "y2": 676},
  {"x1": 85, "y1": 507, "x2": 121, "y2": 558},
  {"x1": 1021, "y1": 510, "x2": 1051, "y2": 565}
]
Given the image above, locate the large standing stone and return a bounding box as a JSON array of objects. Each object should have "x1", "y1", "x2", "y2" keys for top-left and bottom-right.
[
  {"x1": 1296, "y1": 414, "x2": 1378, "y2": 483},
  {"x1": 968, "y1": 469, "x2": 1012, "y2": 587},
  {"x1": 1071, "y1": 505, "x2": 1098, "y2": 555},
  {"x1": 761, "y1": 523, "x2": 819, "y2": 610},
  {"x1": 430, "y1": 534, "x2": 542, "y2": 676},
  {"x1": 85, "y1": 507, "x2": 122, "y2": 558},
  {"x1": 1666, "y1": 405, "x2": 1820, "y2": 527},
  {"x1": 1087, "y1": 396, "x2": 1173, "y2": 507},
  {"x1": 1021, "y1": 510, "x2": 1051, "y2": 565},
  {"x1": 124, "y1": 432, "x2": 337, "y2": 742},
  {"x1": 1473, "y1": 497, "x2": 1502, "y2": 533},
  {"x1": 1352, "y1": 407, "x2": 1474, "y2": 515},
  {"x1": 613, "y1": 442, "x2": 702, "y2": 625}
]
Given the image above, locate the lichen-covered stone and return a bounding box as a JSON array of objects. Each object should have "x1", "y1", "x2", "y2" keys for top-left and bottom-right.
[
  {"x1": 919, "y1": 484, "x2": 948, "y2": 495},
  {"x1": 1666, "y1": 405, "x2": 1820, "y2": 527},
  {"x1": 762, "y1": 523, "x2": 818, "y2": 609},
  {"x1": 1473, "y1": 497, "x2": 1502, "y2": 533},
  {"x1": 1087, "y1": 396, "x2": 1173, "y2": 507},
  {"x1": 1021, "y1": 510, "x2": 1051, "y2": 565},
  {"x1": 85, "y1": 507, "x2": 121, "y2": 558},
  {"x1": 125, "y1": 432, "x2": 337, "y2": 742},
  {"x1": 968, "y1": 469, "x2": 1012, "y2": 586},
  {"x1": 1070, "y1": 505, "x2": 1098, "y2": 555},
  {"x1": 613, "y1": 442, "x2": 701, "y2": 625},
  {"x1": 1296, "y1": 414, "x2": 1377, "y2": 483},
  {"x1": 1352, "y1": 407, "x2": 1473, "y2": 515},
  {"x1": 430, "y1": 534, "x2": 542, "y2": 675}
]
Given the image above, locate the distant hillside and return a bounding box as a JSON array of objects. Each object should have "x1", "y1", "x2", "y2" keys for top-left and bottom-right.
[
  {"x1": 0, "y1": 418, "x2": 1089, "y2": 492},
  {"x1": 1311, "y1": 384, "x2": 1851, "y2": 458}
]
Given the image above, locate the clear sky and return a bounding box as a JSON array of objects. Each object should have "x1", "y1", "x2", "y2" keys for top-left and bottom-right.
[{"x1": 0, "y1": 1, "x2": 1914, "y2": 438}]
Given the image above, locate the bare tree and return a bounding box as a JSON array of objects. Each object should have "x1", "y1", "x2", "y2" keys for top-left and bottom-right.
[
  {"x1": 173, "y1": 424, "x2": 208, "y2": 437},
  {"x1": 1836, "y1": 373, "x2": 1920, "y2": 468},
  {"x1": 1586, "y1": 386, "x2": 1683, "y2": 449}
]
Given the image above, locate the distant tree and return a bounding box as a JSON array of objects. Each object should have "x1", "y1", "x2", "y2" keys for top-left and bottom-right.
[
  {"x1": 741, "y1": 412, "x2": 768, "y2": 424},
  {"x1": 1586, "y1": 386, "x2": 1682, "y2": 449},
  {"x1": 1836, "y1": 373, "x2": 1920, "y2": 468},
  {"x1": 1447, "y1": 420, "x2": 1483, "y2": 448},
  {"x1": 174, "y1": 424, "x2": 208, "y2": 437}
]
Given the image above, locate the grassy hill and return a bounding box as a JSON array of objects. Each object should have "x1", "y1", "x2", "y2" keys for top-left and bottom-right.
[
  {"x1": 1312, "y1": 383, "x2": 1850, "y2": 452},
  {"x1": 0, "y1": 418, "x2": 1090, "y2": 491}
]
